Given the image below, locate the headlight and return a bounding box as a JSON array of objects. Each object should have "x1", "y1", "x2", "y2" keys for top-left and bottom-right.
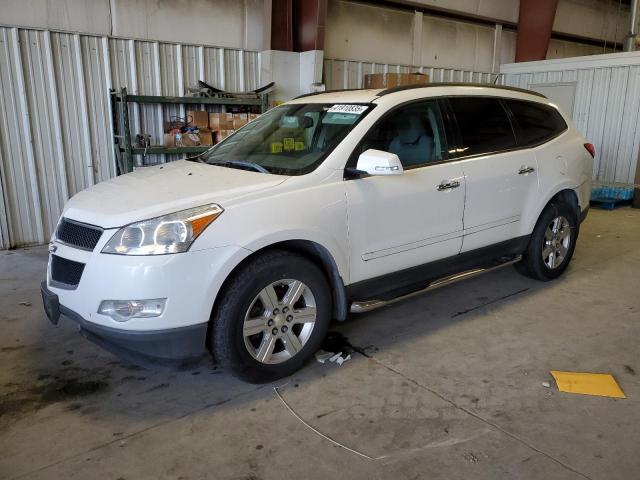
[{"x1": 102, "y1": 204, "x2": 223, "y2": 255}]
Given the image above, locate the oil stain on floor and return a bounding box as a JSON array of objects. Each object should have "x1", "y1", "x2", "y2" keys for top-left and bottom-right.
[{"x1": 0, "y1": 366, "x2": 111, "y2": 423}]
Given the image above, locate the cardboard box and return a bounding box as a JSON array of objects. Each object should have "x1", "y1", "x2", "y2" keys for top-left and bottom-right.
[
  {"x1": 364, "y1": 73, "x2": 429, "y2": 89},
  {"x1": 163, "y1": 133, "x2": 176, "y2": 148},
  {"x1": 163, "y1": 131, "x2": 212, "y2": 148},
  {"x1": 198, "y1": 129, "x2": 214, "y2": 146},
  {"x1": 209, "y1": 112, "x2": 234, "y2": 130},
  {"x1": 232, "y1": 113, "x2": 249, "y2": 129},
  {"x1": 180, "y1": 132, "x2": 204, "y2": 147},
  {"x1": 187, "y1": 110, "x2": 209, "y2": 129},
  {"x1": 215, "y1": 130, "x2": 234, "y2": 143},
  {"x1": 248, "y1": 113, "x2": 260, "y2": 122}
]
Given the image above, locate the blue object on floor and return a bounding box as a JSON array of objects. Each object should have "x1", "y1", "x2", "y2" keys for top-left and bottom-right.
[
  {"x1": 590, "y1": 197, "x2": 632, "y2": 210},
  {"x1": 590, "y1": 182, "x2": 635, "y2": 209}
]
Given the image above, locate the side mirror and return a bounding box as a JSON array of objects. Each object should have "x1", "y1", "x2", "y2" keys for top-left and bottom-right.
[{"x1": 355, "y1": 149, "x2": 404, "y2": 176}]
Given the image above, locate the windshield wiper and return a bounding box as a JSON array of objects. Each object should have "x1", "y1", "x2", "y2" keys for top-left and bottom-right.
[{"x1": 205, "y1": 160, "x2": 271, "y2": 174}]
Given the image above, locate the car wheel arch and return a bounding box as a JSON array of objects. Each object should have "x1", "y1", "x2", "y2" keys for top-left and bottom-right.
[
  {"x1": 208, "y1": 240, "x2": 348, "y2": 343},
  {"x1": 540, "y1": 188, "x2": 580, "y2": 222},
  {"x1": 524, "y1": 186, "x2": 581, "y2": 236}
]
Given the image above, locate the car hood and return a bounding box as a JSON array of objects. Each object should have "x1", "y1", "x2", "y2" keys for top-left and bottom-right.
[{"x1": 63, "y1": 160, "x2": 288, "y2": 228}]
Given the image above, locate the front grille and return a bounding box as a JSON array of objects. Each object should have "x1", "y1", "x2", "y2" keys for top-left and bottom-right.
[
  {"x1": 51, "y1": 255, "x2": 85, "y2": 287},
  {"x1": 56, "y1": 218, "x2": 103, "y2": 251}
]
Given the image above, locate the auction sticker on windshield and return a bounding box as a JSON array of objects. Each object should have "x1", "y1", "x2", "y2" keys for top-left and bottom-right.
[{"x1": 327, "y1": 104, "x2": 369, "y2": 114}]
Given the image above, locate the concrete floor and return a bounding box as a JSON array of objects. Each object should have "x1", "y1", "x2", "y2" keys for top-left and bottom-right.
[{"x1": 1, "y1": 208, "x2": 639, "y2": 480}]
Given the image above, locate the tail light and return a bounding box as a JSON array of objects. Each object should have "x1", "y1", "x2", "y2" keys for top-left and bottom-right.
[{"x1": 584, "y1": 143, "x2": 595, "y2": 158}]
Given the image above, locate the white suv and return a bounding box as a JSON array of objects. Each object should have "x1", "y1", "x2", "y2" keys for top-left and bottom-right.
[{"x1": 41, "y1": 84, "x2": 593, "y2": 382}]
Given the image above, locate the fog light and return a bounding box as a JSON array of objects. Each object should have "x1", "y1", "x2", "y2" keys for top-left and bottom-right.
[{"x1": 98, "y1": 299, "x2": 166, "y2": 322}]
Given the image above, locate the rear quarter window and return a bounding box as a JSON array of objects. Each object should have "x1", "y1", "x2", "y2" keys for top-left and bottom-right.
[{"x1": 505, "y1": 100, "x2": 568, "y2": 147}]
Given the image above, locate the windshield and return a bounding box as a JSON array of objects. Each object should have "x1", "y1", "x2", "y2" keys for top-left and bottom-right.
[{"x1": 197, "y1": 103, "x2": 373, "y2": 175}]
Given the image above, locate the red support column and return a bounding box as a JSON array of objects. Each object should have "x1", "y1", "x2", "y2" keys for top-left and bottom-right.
[
  {"x1": 271, "y1": 0, "x2": 327, "y2": 52},
  {"x1": 516, "y1": 0, "x2": 559, "y2": 62},
  {"x1": 294, "y1": 0, "x2": 327, "y2": 52},
  {"x1": 271, "y1": 0, "x2": 294, "y2": 51}
]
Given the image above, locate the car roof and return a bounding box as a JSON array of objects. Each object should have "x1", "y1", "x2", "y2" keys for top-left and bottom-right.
[
  {"x1": 290, "y1": 88, "x2": 383, "y2": 104},
  {"x1": 289, "y1": 83, "x2": 547, "y2": 104}
]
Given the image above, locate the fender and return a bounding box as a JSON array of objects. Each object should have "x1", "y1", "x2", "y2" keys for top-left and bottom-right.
[
  {"x1": 520, "y1": 179, "x2": 580, "y2": 236},
  {"x1": 203, "y1": 230, "x2": 349, "y2": 323},
  {"x1": 242, "y1": 228, "x2": 349, "y2": 283}
]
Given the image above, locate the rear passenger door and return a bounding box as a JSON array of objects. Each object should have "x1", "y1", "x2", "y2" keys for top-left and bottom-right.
[{"x1": 447, "y1": 96, "x2": 539, "y2": 252}]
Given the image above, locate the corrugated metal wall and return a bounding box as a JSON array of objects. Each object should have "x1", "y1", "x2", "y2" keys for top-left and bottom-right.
[
  {"x1": 0, "y1": 27, "x2": 260, "y2": 249},
  {"x1": 502, "y1": 58, "x2": 640, "y2": 185},
  {"x1": 323, "y1": 58, "x2": 497, "y2": 90}
]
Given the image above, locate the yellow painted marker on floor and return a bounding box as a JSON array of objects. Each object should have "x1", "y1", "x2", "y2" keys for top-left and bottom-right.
[{"x1": 550, "y1": 371, "x2": 626, "y2": 398}]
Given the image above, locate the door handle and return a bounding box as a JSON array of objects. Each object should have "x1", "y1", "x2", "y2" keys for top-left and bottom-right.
[
  {"x1": 437, "y1": 180, "x2": 461, "y2": 191},
  {"x1": 518, "y1": 166, "x2": 535, "y2": 175}
]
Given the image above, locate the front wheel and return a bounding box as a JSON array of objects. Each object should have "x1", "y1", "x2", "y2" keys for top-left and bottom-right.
[
  {"x1": 516, "y1": 202, "x2": 578, "y2": 281},
  {"x1": 210, "y1": 251, "x2": 331, "y2": 383}
]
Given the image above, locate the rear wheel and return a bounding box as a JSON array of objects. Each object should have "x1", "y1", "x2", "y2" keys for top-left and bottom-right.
[
  {"x1": 210, "y1": 251, "x2": 331, "y2": 383},
  {"x1": 516, "y1": 202, "x2": 578, "y2": 281}
]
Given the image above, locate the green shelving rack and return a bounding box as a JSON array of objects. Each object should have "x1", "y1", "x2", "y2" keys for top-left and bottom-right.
[{"x1": 110, "y1": 87, "x2": 269, "y2": 174}]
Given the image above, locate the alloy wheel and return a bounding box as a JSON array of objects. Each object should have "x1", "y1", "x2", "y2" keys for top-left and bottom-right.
[
  {"x1": 242, "y1": 279, "x2": 317, "y2": 364},
  {"x1": 542, "y1": 215, "x2": 571, "y2": 269}
]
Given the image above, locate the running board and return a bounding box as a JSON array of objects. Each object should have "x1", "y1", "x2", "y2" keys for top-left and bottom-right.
[{"x1": 350, "y1": 255, "x2": 523, "y2": 314}]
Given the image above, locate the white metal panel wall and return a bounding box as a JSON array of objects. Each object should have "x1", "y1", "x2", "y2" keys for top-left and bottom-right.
[
  {"x1": 0, "y1": 26, "x2": 259, "y2": 248},
  {"x1": 0, "y1": 28, "x2": 46, "y2": 248},
  {"x1": 323, "y1": 58, "x2": 496, "y2": 90},
  {"x1": 502, "y1": 55, "x2": 640, "y2": 185}
]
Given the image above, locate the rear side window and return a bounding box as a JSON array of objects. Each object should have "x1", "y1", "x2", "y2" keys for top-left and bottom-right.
[
  {"x1": 448, "y1": 97, "x2": 517, "y2": 157},
  {"x1": 506, "y1": 100, "x2": 568, "y2": 147}
]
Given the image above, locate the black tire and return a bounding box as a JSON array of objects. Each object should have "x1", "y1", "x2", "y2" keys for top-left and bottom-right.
[
  {"x1": 515, "y1": 201, "x2": 579, "y2": 281},
  {"x1": 210, "y1": 250, "x2": 331, "y2": 383}
]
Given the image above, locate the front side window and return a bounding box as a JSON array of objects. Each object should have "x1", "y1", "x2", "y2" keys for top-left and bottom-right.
[
  {"x1": 352, "y1": 100, "x2": 449, "y2": 169},
  {"x1": 505, "y1": 99, "x2": 568, "y2": 147},
  {"x1": 197, "y1": 103, "x2": 372, "y2": 176},
  {"x1": 448, "y1": 97, "x2": 517, "y2": 157}
]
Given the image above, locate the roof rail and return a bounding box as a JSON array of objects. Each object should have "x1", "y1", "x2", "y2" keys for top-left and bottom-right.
[
  {"x1": 292, "y1": 82, "x2": 547, "y2": 100},
  {"x1": 376, "y1": 82, "x2": 547, "y2": 98},
  {"x1": 293, "y1": 88, "x2": 362, "y2": 100}
]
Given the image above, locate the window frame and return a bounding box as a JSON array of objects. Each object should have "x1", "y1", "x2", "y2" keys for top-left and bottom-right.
[
  {"x1": 344, "y1": 94, "x2": 570, "y2": 176},
  {"x1": 345, "y1": 97, "x2": 454, "y2": 174},
  {"x1": 503, "y1": 98, "x2": 569, "y2": 149},
  {"x1": 443, "y1": 95, "x2": 520, "y2": 160}
]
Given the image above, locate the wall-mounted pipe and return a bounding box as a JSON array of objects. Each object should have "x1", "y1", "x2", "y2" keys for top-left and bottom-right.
[{"x1": 624, "y1": 0, "x2": 639, "y2": 51}]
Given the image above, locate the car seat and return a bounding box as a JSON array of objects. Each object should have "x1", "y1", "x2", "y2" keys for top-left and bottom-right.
[{"x1": 388, "y1": 114, "x2": 434, "y2": 167}]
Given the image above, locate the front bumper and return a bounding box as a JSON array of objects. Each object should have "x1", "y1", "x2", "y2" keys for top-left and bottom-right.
[
  {"x1": 42, "y1": 282, "x2": 208, "y2": 368},
  {"x1": 46, "y1": 240, "x2": 249, "y2": 331}
]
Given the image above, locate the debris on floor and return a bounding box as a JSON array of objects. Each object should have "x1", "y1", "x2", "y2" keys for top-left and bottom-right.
[
  {"x1": 315, "y1": 350, "x2": 351, "y2": 365},
  {"x1": 335, "y1": 354, "x2": 351, "y2": 366},
  {"x1": 315, "y1": 331, "x2": 358, "y2": 366},
  {"x1": 314, "y1": 350, "x2": 333, "y2": 363},
  {"x1": 550, "y1": 371, "x2": 626, "y2": 398},
  {"x1": 463, "y1": 452, "x2": 480, "y2": 463},
  {"x1": 18, "y1": 301, "x2": 32, "y2": 307},
  {"x1": 541, "y1": 381, "x2": 551, "y2": 388}
]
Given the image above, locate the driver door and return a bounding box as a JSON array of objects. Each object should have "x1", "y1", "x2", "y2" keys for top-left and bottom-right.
[{"x1": 345, "y1": 99, "x2": 465, "y2": 285}]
